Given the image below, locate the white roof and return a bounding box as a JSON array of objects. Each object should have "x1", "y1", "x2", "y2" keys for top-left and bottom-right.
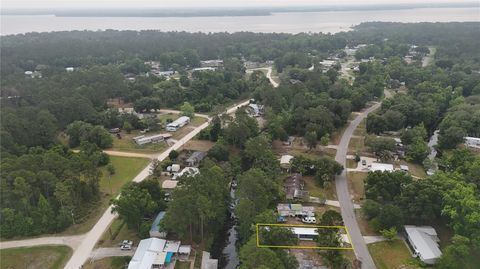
[
  {"x1": 291, "y1": 227, "x2": 318, "y2": 236},
  {"x1": 179, "y1": 245, "x2": 192, "y2": 254},
  {"x1": 128, "y1": 238, "x2": 166, "y2": 269},
  {"x1": 280, "y1": 155, "x2": 294, "y2": 165},
  {"x1": 167, "y1": 116, "x2": 190, "y2": 127},
  {"x1": 400, "y1": 165, "x2": 409, "y2": 171},
  {"x1": 171, "y1": 164, "x2": 181, "y2": 172},
  {"x1": 163, "y1": 240, "x2": 181, "y2": 252},
  {"x1": 404, "y1": 225, "x2": 442, "y2": 263},
  {"x1": 173, "y1": 167, "x2": 200, "y2": 180},
  {"x1": 162, "y1": 180, "x2": 178, "y2": 189},
  {"x1": 370, "y1": 163, "x2": 394, "y2": 172}
]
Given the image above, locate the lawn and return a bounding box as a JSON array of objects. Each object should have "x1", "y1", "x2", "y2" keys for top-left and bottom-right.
[
  {"x1": 97, "y1": 218, "x2": 140, "y2": 248},
  {"x1": 83, "y1": 257, "x2": 131, "y2": 269},
  {"x1": 175, "y1": 261, "x2": 192, "y2": 269},
  {"x1": 303, "y1": 175, "x2": 337, "y2": 200},
  {"x1": 397, "y1": 160, "x2": 427, "y2": 178},
  {"x1": 347, "y1": 172, "x2": 367, "y2": 202},
  {"x1": 348, "y1": 136, "x2": 365, "y2": 155},
  {"x1": 0, "y1": 245, "x2": 72, "y2": 269},
  {"x1": 368, "y1": 239, "x2": 421, "y2": 269},
  {"x1": 60, "y1": 156, "x2": 148, "y2": 235},
  {"x1": 99, "y1": 156, "x2": 150, "y2": 195},
  {"x1": 346, "y1": 159, "x2": 358, "y2": 169},
  {"x1": 110, "y1": 130, "x2": 168, "y2": 154},
  {"x1": 353, "y1": 118, "x2": 367, "y2": 137}
]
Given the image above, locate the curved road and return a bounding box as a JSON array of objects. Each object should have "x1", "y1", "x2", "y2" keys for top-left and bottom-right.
[{"x1": 335, "y1": 102, "x2": 381, "y2": 269}]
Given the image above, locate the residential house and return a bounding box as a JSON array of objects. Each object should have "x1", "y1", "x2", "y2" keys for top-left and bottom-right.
[
  {"x1": 404, "y1": 225, "x2": 442, "y2": 265},
  {"x1": 166, "y1": 116, "x2": 190, "y2": 132},
  {"x1": 128, "y1": 238, "x2": 188, "y2": 269},
  {"x1": 280, "y1": 155, "x2": 294, "y2": 171},
  {"x1": 284, "y1": 173, "x2": 309, "y2": 201},
  {"x1": 192, "y1": 67, "x2": 216, "y2": 72},
  {"x1": 465, "y1": 137, "x2": 480, "y2": 149},
  {"x1": 185, "y1": 151, "x2": 207, "y2": 167},
  {"x1": 200, "y1": 59, "x2": 223, "y2": 68},
  {"x1": 246, "y1": 104, "x2": 264, "y2": 117},
  {"x1": 133, "y1": 133, "x2": 172, "y2": 145},
  {"x1": 370, "y1": 163, "x2": 394, "y2": 172},
  {"x1": 277, "y1": 203, "x2": 314, "y2": 217}
]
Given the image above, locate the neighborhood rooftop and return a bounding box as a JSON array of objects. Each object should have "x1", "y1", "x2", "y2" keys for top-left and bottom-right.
[{"x1": 404, "y1": 225, "x2": 442, "y2": 265}]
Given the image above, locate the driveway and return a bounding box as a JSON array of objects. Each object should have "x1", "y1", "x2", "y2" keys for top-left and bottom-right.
[
  {"x1": 335, "y1": 102, "x2": 381, "y2": 269},
  {"x1": 89, "y1": 247, "x2": 134, "y2": 261}
]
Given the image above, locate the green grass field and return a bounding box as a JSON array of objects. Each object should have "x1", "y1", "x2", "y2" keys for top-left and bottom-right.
[
  {"x1": 99, "y1": 156, "x2": 150, "y2": 195},
  {"x1": 0, "y1": 245, "x2": 72, "y2": 269},
  {"x1": 368, "y1": 239, "x2": 421, "y2": 269},
  {"x1": 83, "y1": 257, "x2": 131, "y2": 269},
  {"x1": 175, "y1": 261, "x2": 192, "y2": 269}
]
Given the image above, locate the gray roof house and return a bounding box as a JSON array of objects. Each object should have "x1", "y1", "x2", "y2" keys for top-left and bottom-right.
[
  {"x1": 186, "y1": 151, "x2": 207, "y2": 167},
  {"x1": 404, "y1": 225, "x2": 442, "y2": 265}
]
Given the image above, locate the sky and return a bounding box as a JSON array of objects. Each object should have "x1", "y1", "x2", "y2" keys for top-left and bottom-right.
[{"x1": 2, "y1": 0, "x2": 475, "y2": 9}]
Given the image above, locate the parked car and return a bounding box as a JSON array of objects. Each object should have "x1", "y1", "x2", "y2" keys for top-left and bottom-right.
[
  {"x1": 277, "y1": 216, "x2": 286, "y2": 223},
  {"x1": 361, "y1": 159, "x2": 367, "y2": 166},
  {"x1": 302, "y1": 216, "x2": 316, "y2": 224},
  {"x1": 120, "y1": 244, "x2": 132, "y2": 250},
  {"x1": 121, "y1": 240, "x2": 133, "y2": 246}
]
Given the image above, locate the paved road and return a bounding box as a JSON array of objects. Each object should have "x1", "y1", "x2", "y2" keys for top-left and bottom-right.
[
  {"x1": 63, "y1": 99, "x2": 251, "y2": 269},
  {"x1": 0, "y1": 235, "x2": 85, "y2": 250},
  {"x1": 335, "y1": 102, "x2": 381, "y2": 269}
]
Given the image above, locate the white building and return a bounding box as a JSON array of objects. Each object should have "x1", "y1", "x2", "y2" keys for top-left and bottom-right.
[
  {"x1": 166, "y1": 116, "x2": 190, "y2": 132},
  {"x1": 246, "y1": 104, "x2": 264, "y2": 117},
  {"x1": 192, "y1": 67, "x2": 216, "y2": 72},
  {"x1": 128, "y1": 238, "x2": 187, "y2": 269},
  {"x1": 172, "y1": 167, "x2": 200, "y2": 180},
  {"x1": 370, "y1": 163, "x2": 394, "y2": 172},
  {"x1": 404, "y1": 225, "x2": 442, "y2": 265},
  {"x1": 200, "y1": 59, "x2": 223, "y2": 68},
  {"x1": 465, "y1": 137, "x2": 480, "y2": 149},
  {"x1": 280, "y1": 155, "x2": 294, "y2": 170},
  {"x1": 65, "y1": 67, "x2": 75, "y2": 72},
  {"x1": 133, "y1": 133, "x2": 172, "y2": 145}
]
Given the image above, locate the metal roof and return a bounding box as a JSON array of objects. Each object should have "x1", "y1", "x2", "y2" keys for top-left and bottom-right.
[{"x1": 404, "y1": 225, "x2": 442, "y2": 263}]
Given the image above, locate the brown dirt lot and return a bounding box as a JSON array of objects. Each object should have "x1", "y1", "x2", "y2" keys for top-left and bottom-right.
[{"x1": 182, "y1": 140, "x2": 215, "y2": 152}]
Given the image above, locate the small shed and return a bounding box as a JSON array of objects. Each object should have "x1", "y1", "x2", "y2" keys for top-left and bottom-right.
[
  {"x1": 150, "y1": 211, "x2": 167, "y2": 238},
  {"x1": 280, "y1": 155, "x2": 294, "y2": 171},
  {"x1": 370, "y1": 163, "x2": 394, "y2": 172}
]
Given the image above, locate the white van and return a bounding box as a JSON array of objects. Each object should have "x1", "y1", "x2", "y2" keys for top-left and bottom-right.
[{"x1": 302, "y1": 216, "x2": 317, "y2": 224}]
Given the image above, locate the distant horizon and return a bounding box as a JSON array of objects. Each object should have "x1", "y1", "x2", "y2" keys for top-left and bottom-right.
[
  {"x1": 2, "y1": 1, "x2": 478, "y2": 17},
  {"x1": 2, "y1": 1, "x2": 479, "y2": 11}
]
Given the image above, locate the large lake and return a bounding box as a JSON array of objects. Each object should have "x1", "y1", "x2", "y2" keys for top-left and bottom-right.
[{"x1": 1, "y1": 7, "x2": 479, "y2": 35}]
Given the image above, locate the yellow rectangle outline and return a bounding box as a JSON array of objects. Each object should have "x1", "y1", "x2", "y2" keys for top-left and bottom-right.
[{"x1": 256, "y1": 223, "x2": 354, "y2": 250}]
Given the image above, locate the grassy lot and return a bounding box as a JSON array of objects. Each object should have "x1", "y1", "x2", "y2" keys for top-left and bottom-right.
[
  {"x1": 397, "y1": 160, "x2": 427, "y2": 178},
  {"x1": 353, "y1": 118, "x2": 367, "y2": 137},
  {"x1": 97, "y1": 218, "x2": 140, "y2": 248},
  {"x1": 83, "y1": 257, "x2": 131, "y2": 269},
  {"x1": 303, "y1": 175, "x2": 337, "y2": 200},
  {"x1": 347, "y1": 172, "x2": 367, "y2": 202},
  {"x1": 348, "y1": 136, "x2": 365, "y2": 155},
  {"x1": 111, "y1": 130, "x2": 168, "y2": 154},
  {"x1": 60, "y1": 156, "x2": 148, "y2": 235},
  {"x1": 355, "y1": 209, "x2": 379, "y2": 236},
  {"x1": 183, "y1": 140, "x2": 215, "y2": 152},
  {"x1": 368, "y1": 239, "x2": 421, "y2": 269},
  {"x1": 190, "y1": 116, "x2": 207, "y2": 126},
  {"x1": 158, "y1": 113, "x2": 180, "y2": 122},
  {"x1": 175, "y1": 261, "x2": 192, "y2": 269},
  {"x1": 99, "y1": 156, "x2": 150, "y2": 195},
  {"x1": 0, "y1": 245, "x2": 72, "y2": 269},
  {"x1": 346, "y1": 159, "x2": 358, "y2": 169}
]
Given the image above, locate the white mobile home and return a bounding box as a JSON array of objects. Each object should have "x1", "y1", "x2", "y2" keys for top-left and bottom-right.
[
  {"x1": 465, "y1": 137, "x2": 480, "y2": 149},
  {"x1": 166, "y1": 116, "x2": 190, "y2": 132},
  {"x1": 404, "y1": 225, "x2": 442, "y2": 265},
  {"x1": 133, "y1": 133, "x2": 172, "y2": 145}
]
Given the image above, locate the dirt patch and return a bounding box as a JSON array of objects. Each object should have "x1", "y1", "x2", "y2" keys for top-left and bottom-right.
[{"x1": 182, "y1": 140, "x2": 215, "y2": 152}]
